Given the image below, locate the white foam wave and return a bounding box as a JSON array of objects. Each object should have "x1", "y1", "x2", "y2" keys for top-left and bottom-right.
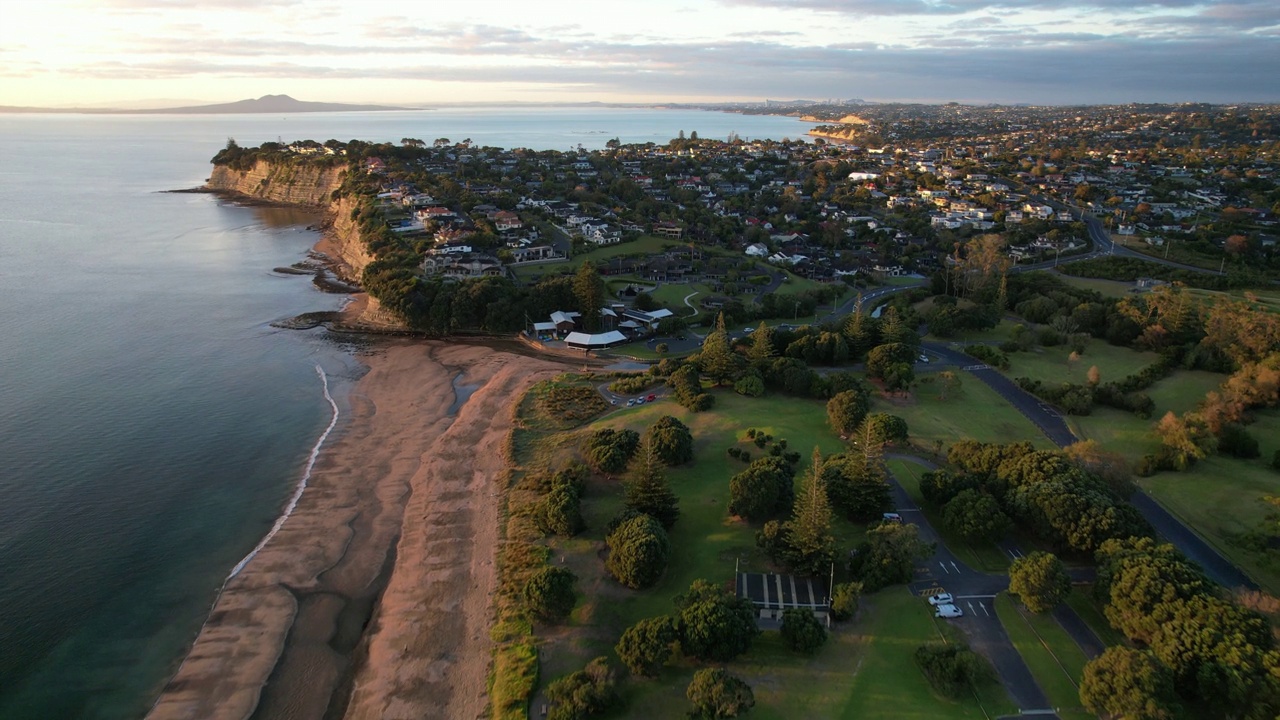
[{"x1": 227, "y1": 364, "x2": 338, "y2": 579}]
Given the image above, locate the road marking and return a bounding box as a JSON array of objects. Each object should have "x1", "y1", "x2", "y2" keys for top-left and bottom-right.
[
  {"x1": 963, "y1": 364, "x2": 990, "y2": 371},
  {"x1": 950, "y1": 561, "x2": 961, "y2": 574},
  {"x1": 938, "y1": 562, "x2": 950, "y2": 575},
  {"x1": 979, "y1": 601, "x2": 990, "y2": 617},
  {"x1": 919, "y1": 586, "x2": 947, "y2": 598},
  {"x1": 1006, "y1": 548, "x2": 1024, "y2": 559},
  {"x1": 966, "y1": 601, "x2": 975, "y2": 615},
  {"x1": 953, "y1": 595, "x2": 997, "y2": 600}
]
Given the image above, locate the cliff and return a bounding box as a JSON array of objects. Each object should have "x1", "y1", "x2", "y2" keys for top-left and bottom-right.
[
  {"x1": 206, "y1": 159, "x2": 405, "y2": 329},
  {"x1": 207, "y1": 159, "x2": 347, "y2": 207}
]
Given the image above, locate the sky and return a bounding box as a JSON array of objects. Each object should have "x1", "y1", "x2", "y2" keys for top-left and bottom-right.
[{"x1": 1, "y1": 0, "x2": 1278, "y2": 107}]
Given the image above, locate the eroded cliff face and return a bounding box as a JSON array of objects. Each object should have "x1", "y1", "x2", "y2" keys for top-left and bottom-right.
[
  {"x1": 207, "y1": 160, "x2": 405, "y2": 329},
  {"x1": 207, "y1": 160, "x2": 347, "y2": 207}
]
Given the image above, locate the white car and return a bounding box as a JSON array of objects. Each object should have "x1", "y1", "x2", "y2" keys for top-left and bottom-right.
[
  {"x1": 935, "y1": 604, "x2": 963, "y2": 618},
  {"x1": 918, "y1": 354, "x2": 929, "y2": 363},
  {"x1": 635, "y1": 397, "x2": 645, "y2": 405},
  {"x1": 927, "y1": 593, "x2": 954, "y2": 606}
]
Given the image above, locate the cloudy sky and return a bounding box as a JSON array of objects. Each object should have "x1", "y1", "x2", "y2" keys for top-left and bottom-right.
[{"x1": 1, "y1": 0, "x2": 1277, "y2": 107}]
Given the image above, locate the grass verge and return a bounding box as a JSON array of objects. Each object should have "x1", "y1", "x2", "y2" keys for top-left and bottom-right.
[{"x1": 994, "y1": 593, "x2": 1093, "y2": 719}]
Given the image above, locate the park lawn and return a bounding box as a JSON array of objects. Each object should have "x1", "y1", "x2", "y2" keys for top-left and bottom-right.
[
  {"x1": 873, "y1": 378, "x2": 1054, "y2": 455},
  {"x1": 1136, "y1": 410, "x2": 1280, "y2": 594},
  {"x1": 1051, "y1": 272, "x2": 1136, "y2": 299},
  {"x1": 605, "y1": 341, "x2": 689, "y2": 361},
  {"x1": 994, "y1": 593, "x2": 1093, "y2": 719},
  {"x1": 1064, "y1": 586, "x2": 1127, "y2": 649},
  {"x1": 1144, "y1": 369, "x2": 1225, "y2": 415},
  {"x1": 1005, "y1": 340, "x2": 1158, "y2": 388},
  {"x1": 1186, "y1": 286, "x2": 1280, "y2": 314},
  {"x1": 927, "y1": 319, "x2": 1021, "y2": 345},
  {"x1": 773, "y1": 271, "x2": 836, "y2": 297},
  {"x1": 888, "y1": 459, "x2": 1010, "y2": 573}
]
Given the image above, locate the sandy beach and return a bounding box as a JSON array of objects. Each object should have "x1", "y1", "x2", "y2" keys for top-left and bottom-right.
[{"x1": 147, "y1": 340, "x2": 564, "y2": 720}]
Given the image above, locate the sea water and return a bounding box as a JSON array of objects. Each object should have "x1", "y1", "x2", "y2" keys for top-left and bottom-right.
[{"x1": 0, "y1": 106, "x2": 813, "y2": 719}]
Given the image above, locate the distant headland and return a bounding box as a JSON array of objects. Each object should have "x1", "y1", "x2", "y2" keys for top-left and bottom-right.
[{"x1": 0, "y1": 94, "x2": 408, "y2": 115}]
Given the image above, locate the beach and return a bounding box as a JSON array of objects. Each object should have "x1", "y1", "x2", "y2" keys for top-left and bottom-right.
[{"x1": 147, "y1": 337, "x2": 564, "y2": 720}]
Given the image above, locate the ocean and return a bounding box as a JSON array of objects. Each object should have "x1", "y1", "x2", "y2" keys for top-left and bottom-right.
[{"x1": 0, "y1": 106, "x2": 813, "y2": 719}]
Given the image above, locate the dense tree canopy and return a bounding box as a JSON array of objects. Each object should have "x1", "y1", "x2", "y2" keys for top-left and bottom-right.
[
  {"x1": 582, "y1": 428, "x2": 640, "y2": 475},
  {"x1": 606, "y1": 514, "x2": 670, "y2": 590},
  {"x1": 1009, "y1": 551, "x2": 1071, "y2": 613},
  {"x1": 1080, "y1": 647, "x2": 1183, "y2": 720},
  {"x1": 780, "y1": 608, "x2": 827, "y2": 654},
  {"x1": 524, "y1": 566, "x2": 578, "y2": 622},
  {"x1": 674, "y1": 579, "x2": 760, "y2": 662},
  {"x1": 686, "y1": 668, "x2": 755, "y2": 719},
  {"x1": 645, "y1": 415, "x2": 695, "y2": 466},
  {"x1": 728, "y1": 456, "x2": 796, "y2": 520},
  {"x1": 615, "y1": 616, "x2": 677, "y2": 677},
  {"x1": 826, "y1": 387, "x2": 871, "y2": 436}
]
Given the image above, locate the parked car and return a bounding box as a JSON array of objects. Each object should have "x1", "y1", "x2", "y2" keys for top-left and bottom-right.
[
  {"x1": 646, "y1": 393, "x2": 657, "y2": 402},
  {"x1": 627, "y1": 399, "x2": 635, "y2": 406},
  {"x1": 882, "y1": 512, "x2": 903, "y2": 524},
  {"x1": 935, "y1": 604, "x2": 963, "y2": 618},
  {"x1": 918, "y1": 354, "x2": 929, "y2": 363},
  {"x1": 927, "y1": 593, "x2": 954, "y2": 606},
  {"x1": 635, "y1": 397, "x2": 645, "y2": 405},
  {"x1": 610, "y1": 399, "x2": 617, "y2": 405}
]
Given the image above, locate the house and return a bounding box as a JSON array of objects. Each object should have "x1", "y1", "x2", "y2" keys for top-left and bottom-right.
[
  {"x1": 549, "y1": 311, "x2": 580, "y2": 334},
  {"x1": 653, "y1": 221, "x2": 684, "y2": 239},
  {"x1": 492, "y1": 211, "x2": 522, "y2": 232},
  {"x1": 745, "y1": 243, "x2": 770, "y2": 258},
  {"x1": 621, "y1": 308, "x2": 674, "y2": 332}
]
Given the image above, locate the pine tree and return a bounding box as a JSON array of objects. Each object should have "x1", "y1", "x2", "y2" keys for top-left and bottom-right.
[
  {"x1": 698, "y1": 319, "x2": 739, "y2": 386},
  {"x1": 996, "y1": 273, "x2": 1008, "y2": 311},
  {"x1": 748, "y1": 321, "x2": 775, "y2": 362},
  {"x1": 625, "y1": 440, "x2": 680, "y2": 529},
  {"x1": 782, "y1": 448, "x2": 836, "y2": 576},
  {"x1": 573, "y1": 261, "x2": 605, "y2": 332}
]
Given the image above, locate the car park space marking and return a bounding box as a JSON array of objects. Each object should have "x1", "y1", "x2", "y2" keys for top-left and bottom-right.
[
  {"x1": 919, "y1": 586, "x2": 947, "y2": 598},
  {"x1": 1006, "y1": 548, "x2": 1024, "y2": 559},
  {"x1": 953, "y1": 594, "x2": 997, "y2": 599},
  {"x1": 963, "y1": 364, "x2": 990, "y2": 371},
  {"x1": 938, "y1": 561, "x2": 950, "y2": 575}
]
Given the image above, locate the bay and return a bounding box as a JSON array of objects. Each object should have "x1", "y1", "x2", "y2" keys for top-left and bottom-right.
[{"x1": 0, "y1": 106, "x2": 812, "y2": 719}]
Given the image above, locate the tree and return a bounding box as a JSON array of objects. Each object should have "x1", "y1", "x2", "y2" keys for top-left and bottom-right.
[
  {"x1": 728, "y1": 456, "x2": 795, "y2": 520},
  {"x1": 748, "y1": 322, "x2": 776, "y2": 361},
  {"x1": 1009, "y1": 551, "x2": 1071, "y2": 613},
  {"x1": 942, "y1": 490, "x2": 1011, "y2": 543},
  {"x1": 583, "y1": 428, "x2": 640, "y2": 474},
  {"x1": 606, "y1": 514, "x2": 670, "y2": 589},
  {"x1": 546, "y1": 656, "x2": 619, "y2": 720},
  {"x1": 851, "y1": 522, "x2": 932, "y2": 592},
  {"x1": 830, "y1": 581, "x2": 863, "y2": 621},
  {"x1": 827, "y1": 388, "x2": 870, "y2": 436},
  {"x1": 645, "y1": 415, "x2": 694, "y2": 466},
  {"x1": 821, "y1": 452, "x2": 891, "y2": 521},
  {"x1": 780, "y1": 608, "x2": 827, "y2": 654},
  {"x1": 625, "y1": 440, "x2": 680, "y2": 529},
  {"x1": 686, "y1": 668, "x2": 755, "y2": 719},
  {"x1": 863, "y1": 413, "x2": 908, "y2": 445},
  {"x1": 674, "y1": 579, "x2": 760, "y2": 661},
  {"x1": 524, "y1": 566, "x2": 577, "y2": 622},
  {"x1": 655, "y1": 342, "x2": 669, "y2": 355},
  {"x1": 733, "y1": 373, "x2": 765, "y2": 397},
  {"x1": 536, "y1": 485, "x2": 584, "y2": 537},
  {"x1": 573, "y1": 261, "x2": 606, "y2": 332},
  {"x1": 866, "y1": 342, "x2": 916, "y2": 380},
  {"x1": 778, "y1": 448, "x2": 836, "y2": 575},
  {"x1": 699, "y1": 320, "x2": 742, "y2": 386},
  {"x1": 615, "y1": 616, "x2": 677, "y2": 677},
  {"x1": 1080, "y1": 647, "x2": 1182, "y2": 720}
]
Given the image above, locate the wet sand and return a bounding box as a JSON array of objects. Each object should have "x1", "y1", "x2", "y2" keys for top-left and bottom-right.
[{"x1": 147, "y1": 341, "x2": 563, "y2": 720}]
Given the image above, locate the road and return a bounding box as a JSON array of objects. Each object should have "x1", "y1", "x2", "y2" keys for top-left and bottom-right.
[
  {"x1": 920, "y1": 341, "x2": 1258, "y2": 591},
  {"x1": 883, "y1": 455, "x2": 1058, "y2": 716}
]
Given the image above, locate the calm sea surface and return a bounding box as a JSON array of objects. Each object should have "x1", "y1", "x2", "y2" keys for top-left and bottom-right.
[{"x1": 0, "y1": 106, "x2": 812, "y2": 719}]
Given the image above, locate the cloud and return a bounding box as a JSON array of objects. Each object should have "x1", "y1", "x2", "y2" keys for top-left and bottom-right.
[
  {"x1": 49, "y1": 30, "x2": 1279, "y2": 104},
  {"x1": 717, "y1": 0, "x2": 1210, "y2": 15}
]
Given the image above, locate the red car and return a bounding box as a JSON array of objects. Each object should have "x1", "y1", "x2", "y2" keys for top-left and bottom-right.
[{"x1": 646, "y1": 393, "x2": 657, "y2": 402}]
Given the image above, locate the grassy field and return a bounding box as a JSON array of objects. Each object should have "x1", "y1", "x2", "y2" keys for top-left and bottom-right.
[
  {"x1": 888, "y1": 459, "x2": 1010, "y2": 573},
  {"x1": 926, "y1": 320, "x2": 1023, "y2": 345},
  {"x1": 1051, "y1": 273, "x2": 1136, "y2": 299},
  {"x1": 994, "y1": 593, "x2": 1093, "y2": 719},
  {"x1": 517, "y1": 387, "x2": 1018, "y2": 717},
  {"x1": 1004, "y1": 340, "x2": 1158, "y2": 388},
  {"x1": 1070, "y1": 369, "x2": 1226, "y2": 465},
  {"x1": 1137, "y1": 409, "x2": 1280, "y2": 594},
  {"x1": 874, "y1": 377, "x2": 1055, "y2": 455}
]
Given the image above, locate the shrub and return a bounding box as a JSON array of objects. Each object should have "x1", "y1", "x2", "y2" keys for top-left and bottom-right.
[
  {"x1": 1219, "y1": 423, "x2": 1261, "y2": 459},
  {"x1": 780, "y1": 609, "x2": 827, "y2": 654},
  {"x1": 545, "y1": 657, "x2": 619, "y2": 720},
  {"x1": 523, "y1": 566, "x2": 577, "y2": 622},
  {"x1": 914, "y1": 643, "x2": 993, "y2": 699},
  {"x1": 605, "y1": 514, "x2": 670, "y2": 589},
  {"x1": 963, "y1": 344, "x2": 1010, "y2": 370},
  {"x1": 733, "y1": 374, "x2": 765, "y2": 397},
  {"x1": 536, "y1": 382, "x2": 611, "y2": 428},
  {"x1": 830, "y1": 581, "x2": 863, "y2": 621},
  {"x1": 675, "y1": 579, "x2": 760, "y2": 661},
  {"x1": 608, "y1": 375, "x2": 654, "y2": 395}
]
